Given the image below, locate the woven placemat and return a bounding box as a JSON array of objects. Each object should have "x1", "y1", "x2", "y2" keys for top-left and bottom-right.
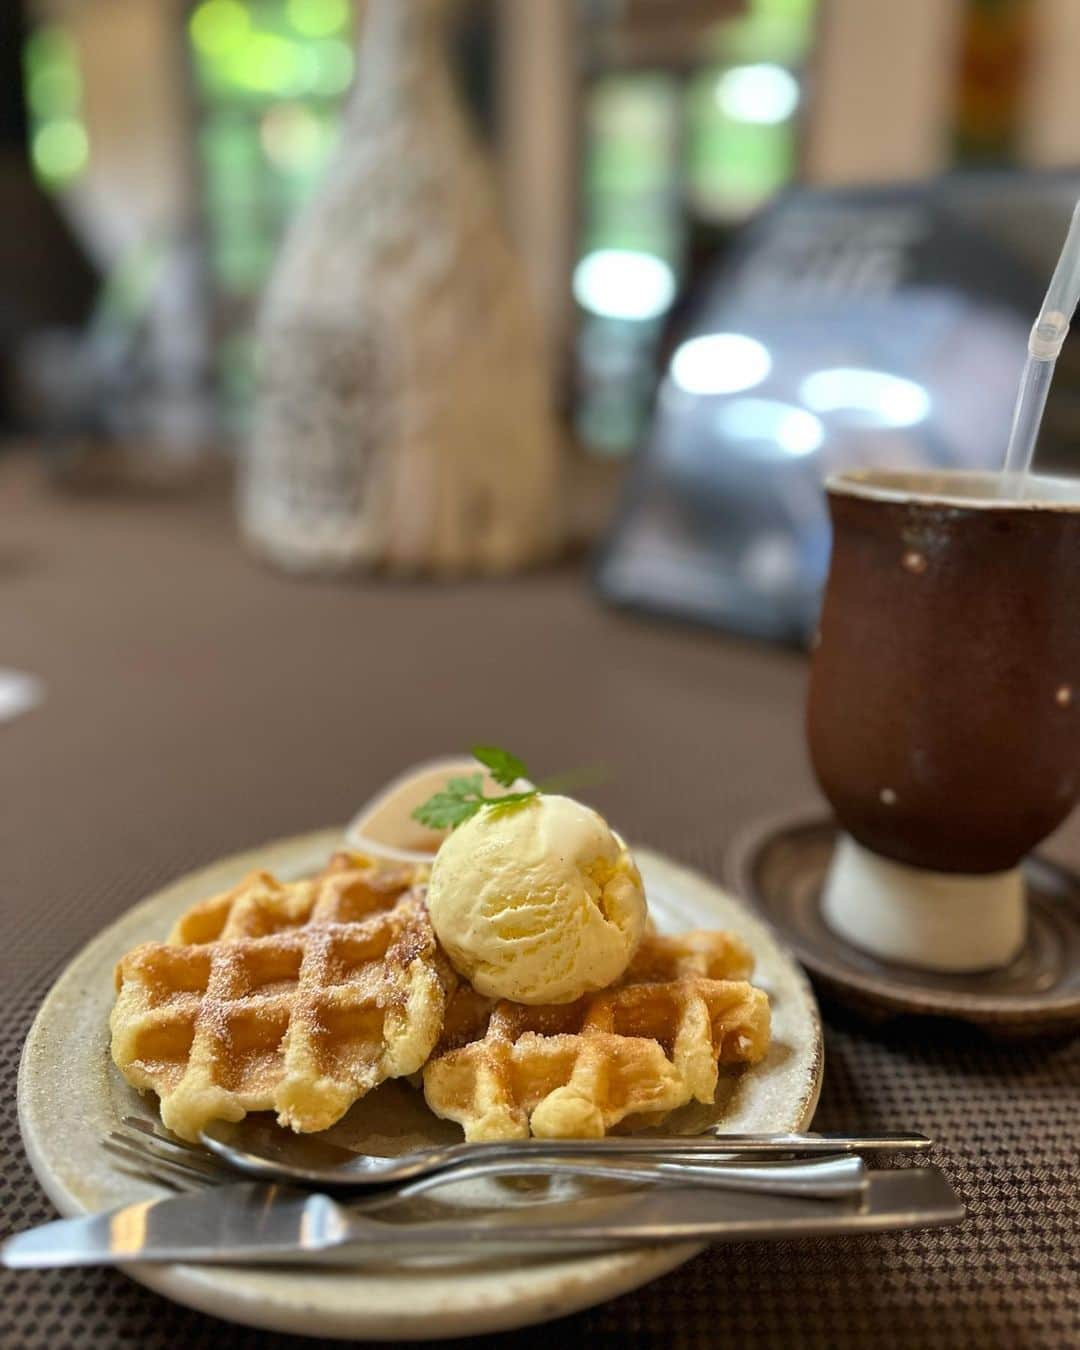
[{"x1": 1, "y1": 459, "x2": 1077, "y2": 1349}]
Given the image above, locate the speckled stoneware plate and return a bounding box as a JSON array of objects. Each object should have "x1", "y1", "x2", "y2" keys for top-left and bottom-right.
[
  {"x1": 727, "y1": 810, "x2": 1080, "y2": 1036},
  {"x1": 18, "y1": 830, "x2": 823, "y2": 1342}
]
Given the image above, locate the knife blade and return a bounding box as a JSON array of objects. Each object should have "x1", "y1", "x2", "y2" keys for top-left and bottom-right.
[{"x1": 3, "y1": 1168, "x2": 963, "y2": 1269}]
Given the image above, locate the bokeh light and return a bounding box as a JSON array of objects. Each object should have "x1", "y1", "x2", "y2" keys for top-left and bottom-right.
[
  {"x1": 32, "y1": 120, "x2": 89, "y2": 183},
  {"x1": 715, "y1": 398, "x2": 824, "y2": 456},
  {"x1": 573, "y1": 249, "x2": 677, "y2": 322},
  {"x1": 27, "y1": 61, "x2": 81, "y2": 119},
  {"x1": 286, "y1": 0, "x2": 349, "y2": 39},
  {"x1": 190, "y1": 0, "x2": 251, "y2": 58},
  {"x1": 670, "y1": 334, "x2": 772, "y2": 395},
  {"x1": 260, "y1": 102, "x2": 325, "y2": 170},
  {"x1": 799, "y1": 368, "x2": 931, "y2": 427},
  {"x1": 225, "y1": 31, "x2": 303, "y2": 94},
  {"x1": 309, "y1": 38, "x2": 354, "y2": 96},
  {"x1": 714, "y1": 63, "x2": 800, "y2": 125}
]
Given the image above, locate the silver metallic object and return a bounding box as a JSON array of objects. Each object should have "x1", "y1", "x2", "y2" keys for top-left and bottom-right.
[
  {"x1": 2, "y1": 1168, "x2": 962, "y2": 1269},
  {"x1": 171, "y1": 1116, "x2": 931, "y2": 1189},
  {"x1": 109, "y1": 1117, "x2": 871, "y2": 1202}
]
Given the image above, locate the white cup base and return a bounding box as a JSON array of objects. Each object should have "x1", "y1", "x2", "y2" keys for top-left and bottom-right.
[{"x1": 821, "y1": 834, "x2": 1026, "y2": 973}]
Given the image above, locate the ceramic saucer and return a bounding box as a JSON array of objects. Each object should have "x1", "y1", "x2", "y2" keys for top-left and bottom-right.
[{"x1": 727, "y1": 809, "x2": 1080, "y2": 1036}]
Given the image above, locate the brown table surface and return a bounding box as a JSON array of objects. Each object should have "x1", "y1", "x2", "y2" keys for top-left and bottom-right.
[{"x1": 2, "y1": 457, "x2": 1077, "y2": 1349}]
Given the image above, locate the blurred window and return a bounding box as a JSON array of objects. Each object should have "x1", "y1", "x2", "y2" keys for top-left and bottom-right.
[
  {"x1": 23, "y1": 24, "x2": 89, "y2": 189},
  {"x1": 187, "y1": 0, "x2": 357, "y2": 426},
  {"x1": 574, "y1": 0, "x2": 818, "y2": 457},
  {"x1": 574, "y1": 73, "x2": 683, "y2": 454}
]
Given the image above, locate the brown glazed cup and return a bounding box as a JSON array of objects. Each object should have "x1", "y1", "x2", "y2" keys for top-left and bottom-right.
[{"x1": 808, "y1": 470, "x2": 1080, "y2": 876}]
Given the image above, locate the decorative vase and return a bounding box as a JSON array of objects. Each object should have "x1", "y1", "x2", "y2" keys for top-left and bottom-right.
[{"x1": 240, "y1": 0, "x2": 563, "y2": 575}]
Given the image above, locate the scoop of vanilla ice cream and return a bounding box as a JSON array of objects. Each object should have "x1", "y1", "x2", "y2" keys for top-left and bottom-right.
[{"x1": 426, "y1": 794, "x2": 647, "y2": 1004}]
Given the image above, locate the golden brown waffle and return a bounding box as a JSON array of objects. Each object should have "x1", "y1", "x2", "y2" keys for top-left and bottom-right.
[
  {"x1": 423, "y1": 928, "x2": 770, "y2": 1141},
  {"x1": 111, "y1": 853, "x2": 453, "y2": 1141}
]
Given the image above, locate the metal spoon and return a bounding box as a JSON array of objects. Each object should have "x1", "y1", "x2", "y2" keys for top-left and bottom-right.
[
  {"x1": 116, "y1": 1119, "x2": 870, "y2": 1202},
  {"x1": 142, "y1": 1117, "x2": 928, "y2": 1190}
]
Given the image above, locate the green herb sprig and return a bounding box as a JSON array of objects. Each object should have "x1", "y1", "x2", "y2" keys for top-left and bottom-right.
[{"x1": 412, "y1": 746, "x2": 538, "y2": 831}]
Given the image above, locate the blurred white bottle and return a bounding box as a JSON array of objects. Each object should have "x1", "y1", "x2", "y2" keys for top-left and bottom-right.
[{"x1": 241, "y1": 0, "x2": 562, "y2": 575}]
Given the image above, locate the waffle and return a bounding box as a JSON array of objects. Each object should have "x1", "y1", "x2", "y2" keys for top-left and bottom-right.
[
  {"x1": 110, "y1": 853, "x2": 454, "y2": 1141},
  {"x1": 423, "y1": 928, "x2": 770, "y2": 1141}
]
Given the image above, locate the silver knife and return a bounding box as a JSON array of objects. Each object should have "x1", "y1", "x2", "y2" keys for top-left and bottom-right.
[{"x1": 3, "y1": 1168, "x2": 963, "y2": 1268}]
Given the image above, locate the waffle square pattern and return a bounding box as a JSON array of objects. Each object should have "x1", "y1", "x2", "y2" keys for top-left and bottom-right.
[
  {"x1": 110, "y1": 854, "x2": 453, "y2": 1141},
  {"x1": 423, "y1": 929, "x2": 771, "y2": 1141}
]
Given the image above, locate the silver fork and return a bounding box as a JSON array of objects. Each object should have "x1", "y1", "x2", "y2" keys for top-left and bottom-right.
[{"x1": 106, "y1": 1119, "x2": 870, "y2": 1203}]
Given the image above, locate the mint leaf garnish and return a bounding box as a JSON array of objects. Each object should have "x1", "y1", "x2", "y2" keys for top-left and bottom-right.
[
  {"x1": 412, "y1": 748, "x2": 538, "y2": 830},
  {"x1": 470, "y1": 745, "x2": 529, "y2": 789}
]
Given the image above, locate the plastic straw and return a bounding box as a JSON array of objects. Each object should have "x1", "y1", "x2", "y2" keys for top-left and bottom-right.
[{"x1": 1000, "y1": 201, "x2": 1080, "y2": 498}]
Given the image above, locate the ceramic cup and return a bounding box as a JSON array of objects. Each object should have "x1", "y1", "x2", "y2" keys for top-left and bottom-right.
[{"x1": 807, "y1": 469, "x2": 1080, "y2": 971}]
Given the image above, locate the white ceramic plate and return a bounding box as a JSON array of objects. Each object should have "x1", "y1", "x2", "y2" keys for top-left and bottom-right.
[{"x1": 17, "y1": 830, "x2": 823, "y2": 1341}]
